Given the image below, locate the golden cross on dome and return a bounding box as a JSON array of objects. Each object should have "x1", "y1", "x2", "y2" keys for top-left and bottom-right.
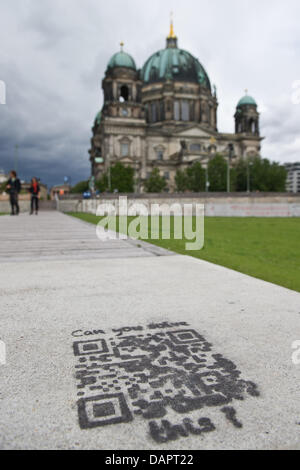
[
  {"x1": 120, "y1": 41, "x2": 124, "y2": 51},
  {"x1": 245, "y1": 88, "x2": 248, "y2": 95},
  {"x1": 168, "y1": 11, "x2": 176, "y2": 39}
]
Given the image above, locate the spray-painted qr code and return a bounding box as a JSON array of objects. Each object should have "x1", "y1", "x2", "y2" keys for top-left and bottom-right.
[{"x1": 72, "y1": 322, "x2": 259, "y2": 443}]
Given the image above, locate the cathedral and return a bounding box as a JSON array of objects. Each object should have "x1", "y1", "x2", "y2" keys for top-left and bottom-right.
[{"x1": 89, "y1": 22, "x2": 263, "y2": 192}]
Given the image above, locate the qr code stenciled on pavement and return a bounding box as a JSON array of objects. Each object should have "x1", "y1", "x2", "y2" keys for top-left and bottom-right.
[{"x1": 72, "y1": 323, "x2": 259, "y2": 443}]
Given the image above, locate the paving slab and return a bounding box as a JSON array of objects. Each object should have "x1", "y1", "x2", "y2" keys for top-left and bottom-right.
[
  {"x1": 0, "y1": 212, "x2": 173, "y2": 262},
  {"x1": 0, "y1": 212, "x2": 300, "y2": 450}
]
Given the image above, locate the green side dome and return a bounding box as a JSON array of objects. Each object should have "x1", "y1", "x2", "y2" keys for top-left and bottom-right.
[
  {"x1": 94, "y1": 111, "x2": 101, "y2": 126},
  {"x1": 107, "y1": 50, "x2": 136, "y2": 71},
  {"x1": 141, "y1": 39, "x2": 211, "y2": 89},
  {"x1": 237, "y1": 95, "x2": 257, "y2": 108}
]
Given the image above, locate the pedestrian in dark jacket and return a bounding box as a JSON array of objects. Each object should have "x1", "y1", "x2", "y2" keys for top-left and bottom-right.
[
  {"x1": 29, "y1": 177, "x2": 40, "y2": 215},
  {"x1": 6, "y1": 170, "x2": 21, "y2": 215}
]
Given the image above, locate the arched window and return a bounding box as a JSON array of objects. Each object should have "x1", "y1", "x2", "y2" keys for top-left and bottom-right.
[
  {"x1": 151, "y1": 103, "x2": 157, "y2": 122},
  {"x1": 119, "y1": 85, "x2": 129, "y2": 102},
  {"x1": 174, "y1": 101, "x2": 180, "y2": 121},
  {"x1": 201, "y1": 102, "x2": 208, "y2": 122},
  {"x1": 121, "y1": 143, "x2": 129, "y2": 157},
  {"x1": 145, "y1": 104, "x2": 149, "y2": 123},
  {"x1": 182, "y1": 100, "x2": 189, "y2": 121},
  {"x1": 120, "y1": 138, "x2": 130, "y2": 157},
  {"x1": 190, "y1": 101, "x2": 195, "y2": 121},
  {"x1": 157, "y1": 149, "x2": 164, "y2": 161},
  {"x1": 159, "y1": 101, "x2": 165, "y2": 121}
]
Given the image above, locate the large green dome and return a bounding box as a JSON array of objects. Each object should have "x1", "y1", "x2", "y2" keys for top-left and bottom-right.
[
  {"x1": 237, "y1": 95, "x2": 257, "y2": 108},
  {"x1": 141, "y1": 38, "x2": 211, "y2": 89},
  {"x1": 107, "y1": 50, "x2": 136, "y2": 71}
]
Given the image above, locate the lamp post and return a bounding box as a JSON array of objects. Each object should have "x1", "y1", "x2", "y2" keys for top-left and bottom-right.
[
  {"x1": 207, "y1": 137, "x2": 216, "y2": 193},
  {"x1": 227, "y1": 143, "x2": 234, "y2": 193},
  {"x1": 247, "y1": 159, "x2": 253, "y2": 193},
  {"x1": 205, "y1": 160, "x2": 210, "y2": 192},
  {"x1": 107, "y1": 154, "x2": 112, "y2": 193},
  {"x1": 14, "y1": 144, "x2": 19, "y2": 173},
  {"x1": 205, "y1": 165, "x2": 208, "y2": 192}
]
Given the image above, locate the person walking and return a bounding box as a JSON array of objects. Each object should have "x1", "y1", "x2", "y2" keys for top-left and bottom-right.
[
  {"x1": 29, "y1": 177, "x2": 40, "y2": 215},
  {"x1": 6, "y1": 170, "x2": 21, "y2": 216}
]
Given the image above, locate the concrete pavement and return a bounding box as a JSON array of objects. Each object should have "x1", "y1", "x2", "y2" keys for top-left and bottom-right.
[
  {"x1": 0, "y1": 212, "x2": 173, "y2": 262},
  {"x1": 0, "y1": 211, "x2": 300, "y2": 450}
]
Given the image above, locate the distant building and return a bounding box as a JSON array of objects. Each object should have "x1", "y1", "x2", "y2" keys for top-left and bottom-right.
[
  {"x1": 285, "y1": 163, "x2": 300, "y2": 193},
  {"x1": 50, "y1": 184, "x2": 71, "y2": 200},
  {"x1": 89, "y1": 21, "x2": 264, "y2": 193}
]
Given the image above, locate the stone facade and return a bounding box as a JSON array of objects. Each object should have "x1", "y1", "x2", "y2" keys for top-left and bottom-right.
[{"x1": 89, "y1": 28, "x2": 263, "y2": 193}]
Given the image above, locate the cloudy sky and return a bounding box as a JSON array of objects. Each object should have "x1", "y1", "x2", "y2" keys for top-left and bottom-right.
[{"x1": 0, "y1": 0, "x2": 300, "y2": 187}]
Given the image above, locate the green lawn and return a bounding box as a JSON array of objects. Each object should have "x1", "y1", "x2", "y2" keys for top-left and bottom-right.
[{"x1": 69, "y1": 212, "x2": 300, "y2": 293}]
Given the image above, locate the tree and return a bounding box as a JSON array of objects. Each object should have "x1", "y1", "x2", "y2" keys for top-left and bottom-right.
[
  {"x1": 0, "y1": 180, "x2": 8, "y2": 193},
  {"x1": 71, "y1": 180, "x2": 89, "y2": 194},
  {"x1": 234, "y1": 157, "x2": 287, "y2": 192},
  {"x1": 144, "y1": 168, "x2": 167, "y2": 193},
  {"x1": 234, "y1": 159, "x2": 248, "y2": 192},
  {"x1": 186, "y1": 162, "x2": 206, "y2": 192},
  {"x1": 175, "y1": 170, "x2": 189, "y2": 192},
  {"x1": 266, "y1": 161, "x2": 287, "y2": 192},
  {"x1": 207, "y1": 154, "x2": 228, "y2": 192},
  {"x1": 96, "y1": 162, "x2": 135, "y2": 193},
  {"x1": 175, "y1": 162, "x2": 205, "y2": 192},
  {"x1": 251, "y1": 158, "x2": 286, "y2": 192}
]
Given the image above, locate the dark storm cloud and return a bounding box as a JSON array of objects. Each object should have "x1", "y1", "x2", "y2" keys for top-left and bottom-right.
[
  {"x1": 0, "y1": 53, "x2": 90, "y2": 186},
  {"x1": 0, "y1": 0, "x2": 300, "y2": 187}
]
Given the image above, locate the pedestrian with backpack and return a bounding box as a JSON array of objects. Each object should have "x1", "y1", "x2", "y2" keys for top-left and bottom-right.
[{"x1": 29, "y1": 177, "x2": 40, "y2": 215}]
